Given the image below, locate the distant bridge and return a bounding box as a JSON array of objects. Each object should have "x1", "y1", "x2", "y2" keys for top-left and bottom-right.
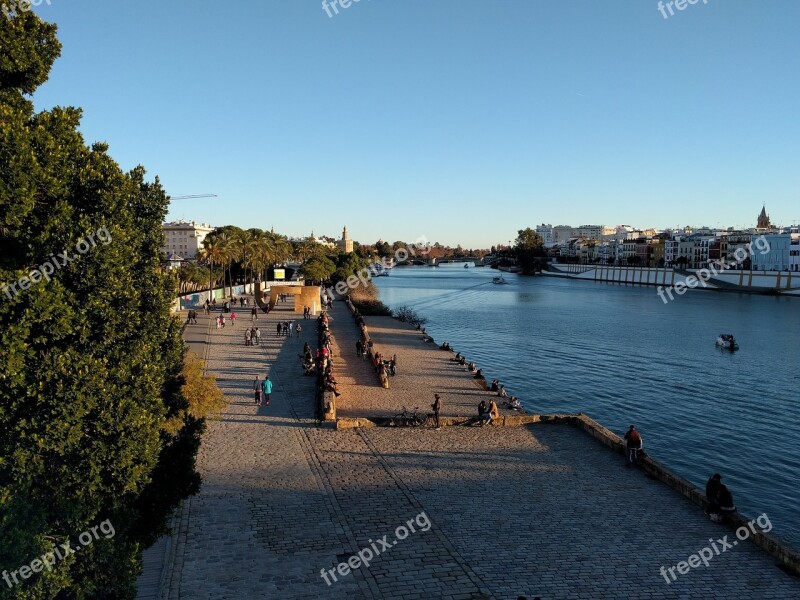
[{"x1": 399, "y1": 256, "x2": 497, "y2": 267}]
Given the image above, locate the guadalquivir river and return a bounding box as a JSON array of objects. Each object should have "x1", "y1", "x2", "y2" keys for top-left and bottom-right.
[{"x1": 374, "y1": 264, "x2": 800, "y2": 550}]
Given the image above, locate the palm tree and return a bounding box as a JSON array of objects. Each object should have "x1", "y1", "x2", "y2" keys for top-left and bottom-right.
[
  {"x1": 239, "y1": 229, "x2": 260, "y2": 293},
  {"x1": 252, "y1": 233, "x2": 276, "y2": 286},
  {"x1": 219, "y1": 233, "x2": 243, "y2": 298},
  {"x1": 199, "y1": 236, "x2": 228, "y2": 301}
]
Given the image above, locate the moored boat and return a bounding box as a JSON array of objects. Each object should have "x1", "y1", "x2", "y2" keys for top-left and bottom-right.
[{"x1": 716, "y1": 334, "x2": 739, "y2": 350}]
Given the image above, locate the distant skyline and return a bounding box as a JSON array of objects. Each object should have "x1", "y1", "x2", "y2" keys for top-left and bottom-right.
[{"x1": 30, "y1": 1, "x2": 800, "y2": 247}]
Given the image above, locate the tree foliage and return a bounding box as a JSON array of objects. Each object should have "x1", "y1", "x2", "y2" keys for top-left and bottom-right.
[
  {"x1": 300, "y1": 256, "x2": 336, "y2": 284},
  {"x1": 1, "y1": 11, "x2": 202, "y2": 598},
  {"x1": 513, "y1": 228, "x2": 546, "y2": 275}
]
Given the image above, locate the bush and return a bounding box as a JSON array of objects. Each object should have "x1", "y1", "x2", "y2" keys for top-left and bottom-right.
[
  {"x1": 393, "y1": 306, "x2": 428, "y2": 328},
  {"x1": 351, "y1": 298, "x2": 392, "y2": 316}
]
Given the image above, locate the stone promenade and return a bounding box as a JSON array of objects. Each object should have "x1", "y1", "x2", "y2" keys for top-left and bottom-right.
[
  {"x1": 139, "y1": 302, "x2": 800, "y2": 599},
  {"x1": 328, "y1": 301, "x2": 517, "y2": 421}
]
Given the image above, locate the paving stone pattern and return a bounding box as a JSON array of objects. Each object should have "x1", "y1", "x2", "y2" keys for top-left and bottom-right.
[{"x1": 145, "y1": 303, "x2": 800, "y2": 600}]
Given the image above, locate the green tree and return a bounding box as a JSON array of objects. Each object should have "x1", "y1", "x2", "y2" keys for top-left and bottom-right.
[
  {"x1": 1, "y1": 11, "x2": 201, "y2": 598},
  {"x1": 513, "y1": 228, "x2": 546, "y2": 275},
  {"x1": 300, "y1": 256, "x2": 336, "y2": 284}
]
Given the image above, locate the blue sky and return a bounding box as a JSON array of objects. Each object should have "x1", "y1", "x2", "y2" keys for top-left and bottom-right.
[{"x1": 30, "y1": 0, "x2": 800, "y2": 248}]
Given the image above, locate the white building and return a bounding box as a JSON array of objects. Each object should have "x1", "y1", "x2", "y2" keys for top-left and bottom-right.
[
  {"x1": 552, "y1": 225, "x2": 575, "y2": 245},
  {"x1": 536, "y1": 224, "x2": 554, "y2": 247},
  {"x1": 752, "y1": 234, "x2": 792, "y2": 271},
  {"x1": 790, "y1": 235, "x2": 800, "y2": 272},
  {"x1": 576, "y1": 225, "x2": 604, "y2": 240},
  {"x1": 163, "y1": 220, "x2": 215, "y2": 261}
]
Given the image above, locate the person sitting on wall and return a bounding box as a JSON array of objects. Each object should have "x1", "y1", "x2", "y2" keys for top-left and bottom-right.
[
  {"x1": 458, "y1": 356, "x2": 466, "y2": 366},
  {"x1": 497, "y1": 385, "x2": 508, "y2": 398},
  {"x1": 508, "y1": 396, "x2": 522, "y2": 410},
  {"x1": 490, "y1": 379, "x2": 499, "y2": 393},
  {"x1": 478, "y1": 400, "x2": 491, "y2": 426},
  {"x1": 717, "y1": 480, "x2": 736, "y2": 515},
  {"x1": 440, "y1": 342, "x2": 451, "y2": 351},
  {"x1": 705, "y1": 473, "x2": 722, "y2": 520},
  {"x1": 453, "y1": 352, "x2": 462, "y2": 362},
  {"x1": 474, "y1": 369, "x2": 484, "y2": 379},
  {"x1": 467, "y1": 362, "x2": 476, "y2": 372}
]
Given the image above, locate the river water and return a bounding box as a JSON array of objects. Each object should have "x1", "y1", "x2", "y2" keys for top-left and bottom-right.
[{"x1": 374, "y1": 264, "x2": 800, "y2": 550}]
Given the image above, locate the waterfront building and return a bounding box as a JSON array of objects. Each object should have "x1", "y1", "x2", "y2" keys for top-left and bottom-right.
[
  {"x1": 677, "y1": 239, "x2": 694, "y2": 267},
  {"x1": 650, "y1": 238, "x2": 665, "y2": 266},
  {"x1": 664, "y1": 240, "x2": 677, "y2": 267},
  {"x1": 689, "y1": 235, "x2": 714, "y2": 269},
  {"x1": 790, "y1": 236, "x2": 800, "y2": 272},
  {"x1": 536, "y1": 224, "x2": 554, "y2": 247},
  {"x1": 552, "y1": 225, "x2": 575, "y2": 245},
  {"x1": 622, "y1": 239, "x2": 637, "y2": 263},
  {"x1": 726, "y1": 235, "x2": 754, "y2": 266},
  {"x1": 752, "y1": 234, "x2": 792, "y2": 271},
  {"x1": 635, "y1": 241, "x2": 651, "y2": 265},
  {"x1": 576, "y1": 225, "x2": 604, "y2": 240},
  {"x1": 162, "y1": 220, "x2": 215, "y2": 260}
]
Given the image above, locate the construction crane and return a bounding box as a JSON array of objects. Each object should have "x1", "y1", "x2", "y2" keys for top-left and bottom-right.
[{"x1": 168, "y1": 194, "x2": 217, "y2": 200}]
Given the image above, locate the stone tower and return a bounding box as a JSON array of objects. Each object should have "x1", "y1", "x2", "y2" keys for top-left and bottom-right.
[{"x1": 340, "y1": 226, "x2": 354, "y2": 253}]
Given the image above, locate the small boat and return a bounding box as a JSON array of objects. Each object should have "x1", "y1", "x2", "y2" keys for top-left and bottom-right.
[
  {"x1": 492, "y1": 275, "x2": 508, "y2": 284},
  {"x1": 464, "y1": 263, "x2": 469, "y2": 269},
  {"x1": 716, "y1": 334, "x2": 739, "y2": 350}
]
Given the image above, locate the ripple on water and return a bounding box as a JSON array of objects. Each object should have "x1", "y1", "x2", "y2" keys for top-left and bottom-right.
[{"x1": 376, "y1": 268, "x2": 800, "y2": 549}]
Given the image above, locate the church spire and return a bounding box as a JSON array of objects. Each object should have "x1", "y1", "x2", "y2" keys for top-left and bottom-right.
[{"x1": 757, "y1": 205, "x2": 770, "y2": 229}]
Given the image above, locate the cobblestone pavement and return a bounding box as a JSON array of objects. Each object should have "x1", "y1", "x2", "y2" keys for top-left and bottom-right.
[
  {"x1": 146, "y1": 303, "x2": 800, "y2": 600},
  {"x1": 330, "y1": 302, "x2": 516, "y2": 421}
]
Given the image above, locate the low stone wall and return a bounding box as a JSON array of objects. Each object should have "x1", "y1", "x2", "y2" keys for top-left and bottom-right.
[
  {"x1": 344, "y1": 297, "x2": 389, "y2": 388},
  {"x1": 317, "y1": 317, "x2": 336, "y2": 422},
  {"x1": 336, "y1": 409, "x2": 800, "y2": 575},
  {"x1": 570, "y1": 413, "x2": 800, "y2": 577}
]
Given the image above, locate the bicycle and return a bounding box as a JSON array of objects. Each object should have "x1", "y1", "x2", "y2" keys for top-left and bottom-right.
[{"x1": 391, "y1": 406, "x2": 424, "y2": 427}]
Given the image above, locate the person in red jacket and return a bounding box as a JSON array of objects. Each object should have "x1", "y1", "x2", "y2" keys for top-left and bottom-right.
[{"x1": 623, "y1": 425, "x2": 643, "y2": 465}]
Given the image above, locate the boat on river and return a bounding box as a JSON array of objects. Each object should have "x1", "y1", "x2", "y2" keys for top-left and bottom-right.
[
  {"x1": 492, "y1": 275, "x2": 508, "y2": 284},
  {"x1": 716, "y1": 334, "x2": 739, "y2": 350}
]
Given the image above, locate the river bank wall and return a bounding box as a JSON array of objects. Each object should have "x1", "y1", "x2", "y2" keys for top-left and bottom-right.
[{"x1": 544, "y1": 264, "x2": 800, "y2": 295}]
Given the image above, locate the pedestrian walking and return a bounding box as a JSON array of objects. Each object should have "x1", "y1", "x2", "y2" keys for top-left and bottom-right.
[
  {"x1": 289, "y1": 322, "x2": 294, "y2": 337},
  {"x1": 276, "y1": 323, "x2": 282, "y2": 338},
  {"x1": 624, "y1": 425, "x2": 643, "y2": 466},
  {"x1": 261, "y1": 376, "x2": 273, "y2": 406},
  {"x1": 230, "y1": 311, "x2": 236, "y2": 326},
  {"x1": 432, "y1": 394, "x2": 442, "y2": 430},
  {"x1": 356, "y1": 339, "x2": 363, "y2": 358},
  {"x1": 295, "y1": 323, "x2": 301, "y2": 338},
  {"x1": 245, "y1": 328, "x2": 251, "y2": 346},
  {"x1": 254, "y1": 327, "x2": 261, "y2": 345},
  {"x1": 253, "y1": 376, "x2": 262, "y2": 404}
]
